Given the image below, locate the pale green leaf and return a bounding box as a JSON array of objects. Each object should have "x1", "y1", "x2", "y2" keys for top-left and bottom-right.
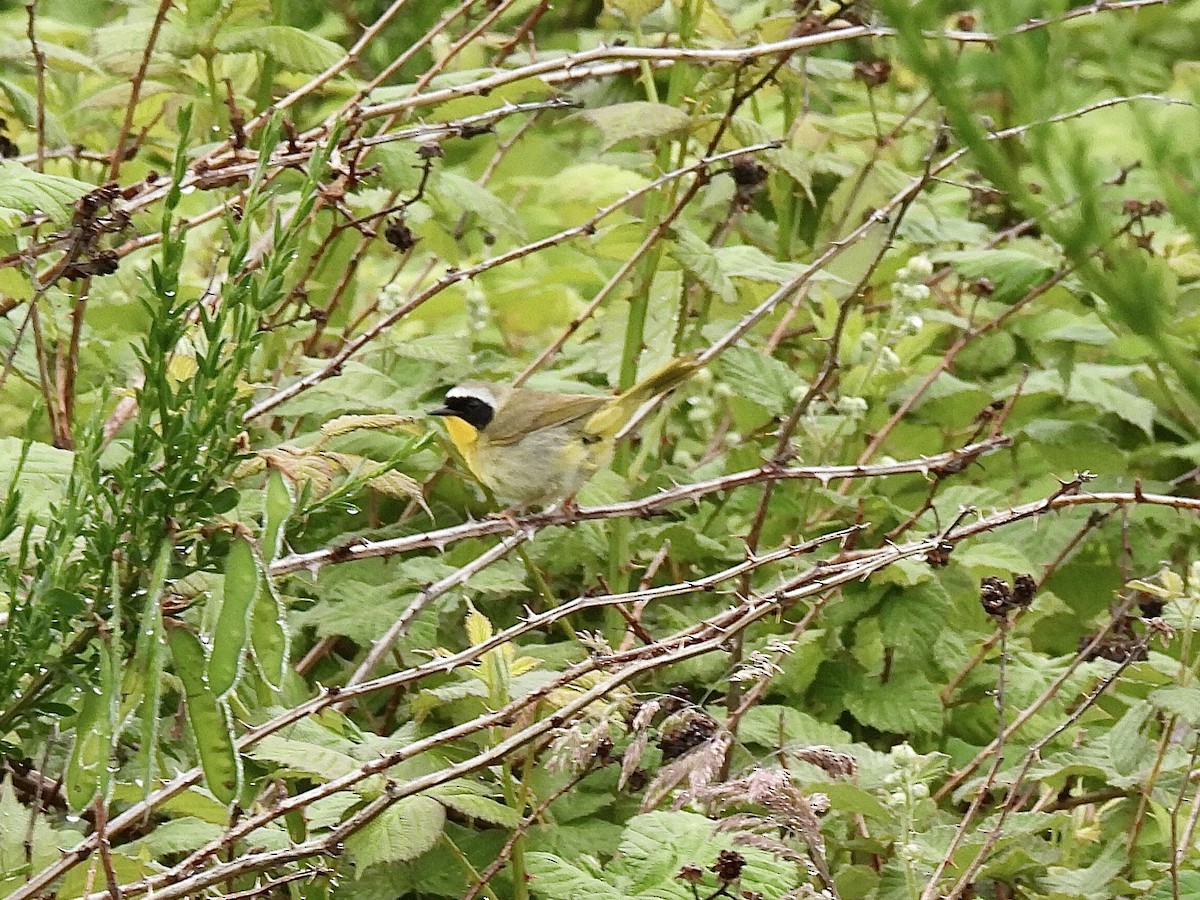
[
  {"x1": 845, "y1": 672, "x2": 944, "y2": 734},
  {"x1": 671, "y1": 228, "x2": 736, "y2": 303},
  {"x1": 717, "y1": 346, "x2": 802, "y2": 409},
  {"x1": 936, "y1": 249, "x2": 1056, "y2": 303},
  {"x1": 428, "y1": 781, "x2": 521, "y2": 827},
  {"x1": 345, "y1": 796, "x2": 446, "y2": 874},
  {"x1": 1149, "y1": 685, "x2": 1200, "y2": 726},
  {"x1": 0, "y1": 160, "x2": 91, "y2": 223},
  {"x1": 579, "y1": 102, "x2": 690, "y2": 151},
  {"x1": 215, "y1": 26, "x2": 345, "y2": 74}
]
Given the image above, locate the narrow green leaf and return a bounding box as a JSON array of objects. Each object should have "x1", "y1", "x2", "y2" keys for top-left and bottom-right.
[{"x1": 64, "y1": 681, "x2": 110, "y2": 811}]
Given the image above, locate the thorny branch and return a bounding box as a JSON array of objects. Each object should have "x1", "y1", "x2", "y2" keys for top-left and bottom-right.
[{"x1": 14, "y1": 482, "x2": 1200, "y2": 900}]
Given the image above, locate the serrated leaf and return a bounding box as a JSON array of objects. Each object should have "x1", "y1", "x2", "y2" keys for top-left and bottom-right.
[
  {"x1": 321, "y1": 415, "x2": 420, "y2": 438},
  {"x1": 428, "y1": 781, "x2": 520, "y2": 827},
  {"x1": 365, "y1": 468, "x2": 424, "y2": 501},
  {"x1": 1065, "y1": 364, "x2": 1155, "y2": 436},
  {"x1": 247, "y1": 735, "x2": 362, "y2": 781},
  {"x1": 579, "y1": 102, "x2": 690, "y2": 151},
  {"x1": 524, "y1": 853, "x2": 623, "y2": 900},
  {"x1": 671, "y1": 228, "x2": 736, "y2": 303},
  {"x1": 1107, "y1": 701, "x2": 1154, "y2": 777},
  {"x1": 955, "y1": 543, "x2": 1036, "y2": 575},
  {"x1": 1149, "y1": 685, "x2": 1200, "y2": 726},
  {"x1": 0, "y1": 37, "x2": 102, "y2": 74},
  {"x1": 1041, "y1": 841, "x2": 1125, "y2": 896},
  {"x1": 345, "y1": 796, "x2": 445, "y2": 874},
  {"x1": 370, "y1": 142, "x2": 424, "y2": 193},
  {"x1": 845, "y1": 672, "x2": 944, "y2": 734},
  {"x1": 259, "y1": 446, "x2": 339, "y2": 493},
  {"x1": 435, "y1": 172, "x2": 523, "y2": 235},
  {"x1": 936, "y1": 249, "x2": 1056, "y2": 303},
  {"x1": 713, "y1": 245, "x2": 809, "y2": 283},
  {"x1": 717, "y1": 346, "x2": 802, "y2": 409},
  {"x1": 0, "y1": 160, "x2": 91, "y2": 223},
  {"x1": 410, "y1": 680, "x2": 489, "y2": 720},
  {"x1": 215, "y1": 26, "x2": 344, "y2": 74}
]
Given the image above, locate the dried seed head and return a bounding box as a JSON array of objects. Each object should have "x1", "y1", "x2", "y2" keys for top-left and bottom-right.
[
  {"x1": 384, "y1": 216, "x2": 418, "y2": 252},
  {"x1": 969, "y1": 277, "x2": 995, "y2": 297},
  {"x1": 853, "y1": 59, "x2": 892, "y2": 88},
  {"x1": 979, "y1": 575, "x2": 1012, "y2": 618},
  {"x1": 711, "y1": 849, "x2": 746, "y2": 883},
  {"x1": 1011, "y1": 574, "x2": 1037, "y2": 608}
]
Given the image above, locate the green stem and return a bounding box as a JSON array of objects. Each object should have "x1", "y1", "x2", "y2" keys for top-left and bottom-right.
[{"x1": 500, "y1": 761, "x2": 529, "y2": 900}]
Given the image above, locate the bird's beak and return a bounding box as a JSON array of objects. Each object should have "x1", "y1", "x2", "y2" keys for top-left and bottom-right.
[{"x1": 429, "y1": 406, "x2": 453, "y2": 417}]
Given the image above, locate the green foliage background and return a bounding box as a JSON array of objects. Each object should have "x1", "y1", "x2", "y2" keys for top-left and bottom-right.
[{"x1": 2, "y1": 0, "x2": 1200, "y2": 898}]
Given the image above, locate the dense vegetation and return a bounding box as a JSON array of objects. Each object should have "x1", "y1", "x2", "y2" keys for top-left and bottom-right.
[{"x1": 2, "y1": 1, "x2": 1200, "y2": 898}]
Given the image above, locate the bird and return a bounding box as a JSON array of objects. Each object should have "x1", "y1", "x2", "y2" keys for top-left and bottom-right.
[{"x1": 430, "y1": 355, "x2": 698, "y2": 510}]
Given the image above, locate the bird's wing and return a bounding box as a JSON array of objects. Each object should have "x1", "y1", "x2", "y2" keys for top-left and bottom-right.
[{"x1": 484, "y1": 392, "x2": 608, "y2": 447}]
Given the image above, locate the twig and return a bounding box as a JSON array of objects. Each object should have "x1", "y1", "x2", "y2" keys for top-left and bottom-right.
[
  {"x1": 94, "y1": 796, "x2": 122, "y2": 900},
  {"x1": 110, "y1": 0, "x2": 173, "y2": 180},
  {"x1": 211, "y1": 866, "x2": 333, "y2": 900},
  {"x1": 338, "y1": 530, "x2": 532, "y2": 695},
  {"x1": 17, "y1": 485, "x2": 1200, "y2": 900},
  {"x1": 270, "y1": 436, "x2": 1012, "y2": 575},
  {"x1": 25, "y1": 3, "x2": 45, "y2": 172},
  {"x1": 939, "y1": 621, "x2": 1147, "y2": 899},
  {"x1": 463, "y1": 760, "x2": 599, "y2": 900}
]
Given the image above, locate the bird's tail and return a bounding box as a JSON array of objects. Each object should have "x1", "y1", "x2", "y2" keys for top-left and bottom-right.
[{"x1": 586, "y1": 353, "x2": 699, "y2": 437}]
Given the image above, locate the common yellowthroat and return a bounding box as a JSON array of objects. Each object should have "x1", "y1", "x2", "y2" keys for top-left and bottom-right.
[{"x1": 431, "y1": 356, "x2": 698, "y2": 508}]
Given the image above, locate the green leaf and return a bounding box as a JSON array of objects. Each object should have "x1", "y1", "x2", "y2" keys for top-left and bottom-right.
[
  {"x1": 1041, "y1": 841, "x2": 1125, "y2": 896},
  {"x1": 1065, "y1": 364, "x2": 1155, "y2": 436},
  {"x1": 0, "y1": 161, "x2": 91, "y2": 224},
  {"x1": 717, "y1": 346, "x2": 802, "y2": 409},
  {"x1": 434, "y1": 172, "x2": 524, "y2": 235},
  {"x1": 713, "y1": 245, "x2": 811, "y2": 284},
  {"x1": 579, "y1": 102, "x2": 691, "y2": 151},
  {"x1": 345, "y1": 796, "x2": 446, "y2": 874},
  {"x1": 955, "y1": 543, "x2": 1036, "y2": 575},
  {"x1": 845, "y1": 671, "x2": 944, "y2": 734},
  {"x1": 428, "y1": 781, "x2": 521, "y2": 827},
  {"x1": 671, "y1": 228, "x2": 736, "y2": 303},
  {"x1": 64, "y1": 680, "x2": 113, "y2": 811},
  {"x1": 524, "y1": 853, "x2": 623, "y2": 900},
  {"x1": 246, "y1": 735, "x2": 363, "y2": 781},
  {"x1": 215, "y1": 26, "x2": 345, "y2": 73},
  {"x1": 936, "y1": 249, "x2": 1056, "y2": 302},
  {"x1": 738, "y1": 705, "x2": 852, "y2": 747},
  {"x1": 1148, "y1": 685, "x2": 1200, "y2": 726},
  {"x1": 1107, "y1": 701, "x2": 1155, "y2": 777}
]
